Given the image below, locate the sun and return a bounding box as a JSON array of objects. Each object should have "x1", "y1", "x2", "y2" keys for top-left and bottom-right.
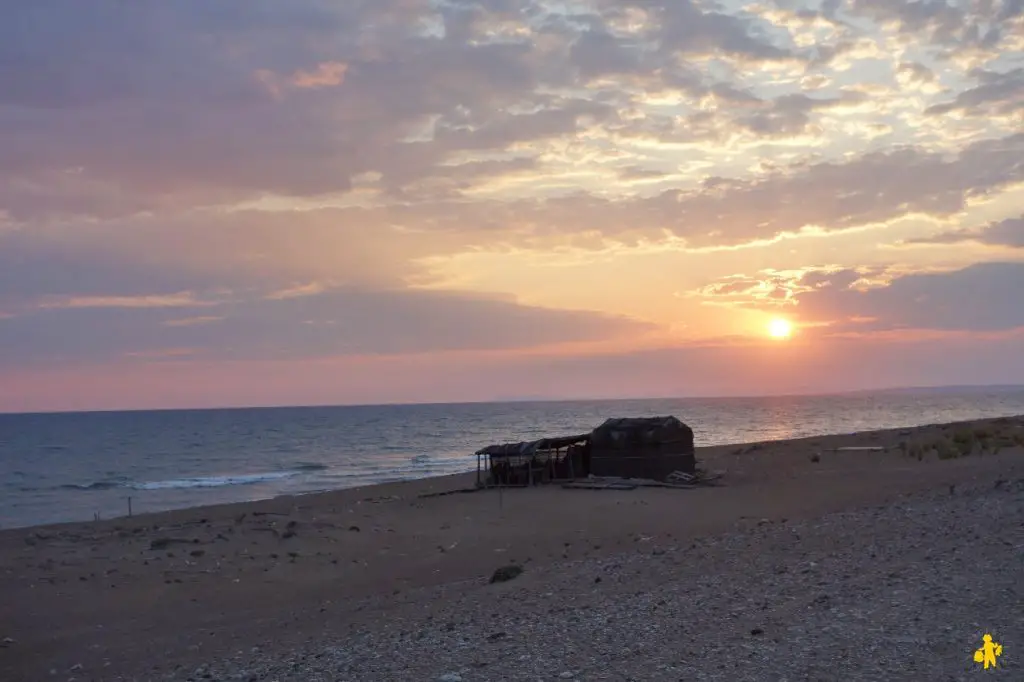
[{"x1": 767, "y1": 317, "x2": 793, "y2": 340}]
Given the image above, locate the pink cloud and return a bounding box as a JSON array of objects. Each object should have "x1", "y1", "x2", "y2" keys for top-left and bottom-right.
[{"x1": 291, "y1": 61, "x2": 348, "y2": 89}]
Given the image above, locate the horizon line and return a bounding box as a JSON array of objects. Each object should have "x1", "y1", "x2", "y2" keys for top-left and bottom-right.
[{"x1": 3, "y1": 382, "x2": 1024, "y2": 417}]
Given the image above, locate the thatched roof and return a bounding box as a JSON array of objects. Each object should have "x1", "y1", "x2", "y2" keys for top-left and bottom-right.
[
  {"x1": 590, "y1": 416, "x2": 693, "y2": 446},
  {"x1": 476, "y1": 433, "x2": 589, "y2": 458},
  {"x1": 476, "y1": 416, "x2": 694, "y2": 459}
]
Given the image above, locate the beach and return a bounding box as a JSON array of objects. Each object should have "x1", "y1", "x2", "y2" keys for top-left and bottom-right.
[{"x1": 2, "y1": 415, "x2": 1023, "y2": 681}]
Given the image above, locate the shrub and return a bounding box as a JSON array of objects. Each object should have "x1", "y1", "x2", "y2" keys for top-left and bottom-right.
[{"x1": 934, "y1": 438, "x2": 960, "y2": 460}]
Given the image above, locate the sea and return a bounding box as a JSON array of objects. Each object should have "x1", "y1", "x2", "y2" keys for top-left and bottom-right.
[{"x1": 3, "y1": 388, "x2": 1024, "y2": 529}]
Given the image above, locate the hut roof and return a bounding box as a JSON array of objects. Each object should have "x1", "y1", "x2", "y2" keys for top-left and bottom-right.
[
  {"x1": 590, "y1": 416, "x2": 693, "y2": 445},
  {"x1": 476, "y1": 433, "x2": 588, "y2": 458}
]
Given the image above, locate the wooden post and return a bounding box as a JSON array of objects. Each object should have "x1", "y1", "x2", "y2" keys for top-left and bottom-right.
[
  {"x1": 476, "y1": 454, "x2": 481, "y2": 487},
  {"x1": 128, "y1": 496, "x2": 132, "y2": 517}
]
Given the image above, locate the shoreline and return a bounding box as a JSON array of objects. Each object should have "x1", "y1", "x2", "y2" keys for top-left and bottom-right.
[
  {"x1": 7, "y1": 413, "x2": 1024, "y2": 534},
  {"x1": 2, "y1": 414, "x2": 1023, "y2": 680}
]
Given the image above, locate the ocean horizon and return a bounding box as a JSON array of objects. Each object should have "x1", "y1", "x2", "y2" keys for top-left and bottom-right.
[
  {"x1": 7, "y1": 382, "x2": 1024, "y2": 417},
  {"x1": 3, "y1": 386, "x2": 1024, "y2": 529}
]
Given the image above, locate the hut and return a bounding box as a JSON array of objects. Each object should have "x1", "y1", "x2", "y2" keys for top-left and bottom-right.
[
  {"x1": 475, "y1": 415, "x2": 696, "y2": 486},
  {"x1": 588, "y1": 416, "x2": 695, "y2": 480},
  {"x1": 476, "y1": 433, "x2": 588, "y2": 487}
]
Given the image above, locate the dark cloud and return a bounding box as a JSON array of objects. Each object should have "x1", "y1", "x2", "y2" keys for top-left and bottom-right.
[
  {"x1": 736, "y1": 91, "x2": 867, "y2": 138},
  {"x1": 847, "y1": 0, "x2": 1018, "y2": 52},
  {"x1": 472, "y1": 131, "x2": 1024, "y2": 248},
  {"x1": 3, "y1": 130, "x2": 1018, "y2": 312},
  {"x1": 0, "y1": 207, "x2": 487, "y2": 309},
  {"x1": 0, "y1": 0, "x2": 803, "y2": 221},
  {"x1": 2, "y1": 0, "x2": 1013, "y2": 229},
  {"x1": 926, "y1": 68, "x2": 1024, "y2": 117},
  {"x1": 0, "y1": 286, "x2": 654, "y2": 369},
  {"x1": 0, "y1": 1, "x2": 553, "y2": 216},
  {"x1": 897, "y1": 61, "x2": 936, "y2": 84},
  {"x1": 1, "y1": 129, "x2": 1021, "y2": 323},
  {"x1": 794, "y1": 262, "x2": 1024, "y2": 332},
  {"x1": 905, "y1": 215, "x2": 1024, "y2": 248}
]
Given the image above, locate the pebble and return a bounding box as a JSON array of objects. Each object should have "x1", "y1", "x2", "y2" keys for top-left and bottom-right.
[{"x1": 140, "y1": 475, "x2": 1023, "y2": 681}]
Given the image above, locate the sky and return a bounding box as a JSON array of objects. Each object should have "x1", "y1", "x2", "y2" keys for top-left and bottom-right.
[{"x1": 1, "y1": 0, "x2": 1023, "y2": 413}]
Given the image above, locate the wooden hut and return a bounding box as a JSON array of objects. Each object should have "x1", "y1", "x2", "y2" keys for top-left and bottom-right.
[
  {"x1": 476, "y1": 433, "x2": 589, "y2": 487},
  {"x1": 474, "y1": 415, "x2": 696, "y2": 487},
  {"x1": 588, "y1": 416, "x2": 695, "y2": 479}
]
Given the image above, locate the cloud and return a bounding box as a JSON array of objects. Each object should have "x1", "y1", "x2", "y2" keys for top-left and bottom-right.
[
  {"x1": 691, "y1": 266, "x2": 877, "y2": 309},
  {"x1": 161, "y1": 316, "x2": 223, "y2": 328},
  {"x1": 691, "y1": 271, "x2": 809, "y2": 307},
  {"x1": 291, "y1": 61, "x2": 349, "y2": 89},
  {"x1": 796, "y1": 262, "x2": 1024, "y2": 332},
  {"x1": 0, "y1": 0, "x2": 811, "y2": 222},
  {"x1": 734, "y1": 90, "x2": 868, "y2": 138},
  {"x1": 904, "y1": 215, "x2": 1024, "y2": 248},
  {"x1": 0, "y1": 286, "x2": 656, "y2": 369},
  {"x1": 2, "y1": 130, "x2": 1021, "y2": 321},
  {"x1": 926, "y1": 68, "x2": 1024, "y2": 117},
  {"x1": 454, "y1": 131, "x2": 1024, "y2": 249},
  {"x1": 38, "y1": 292, "x2": 217, "y2": 310},
  {"x1": 692, "y1": 262, "x2": 1024, "y2": 333},
  {"x1": 846, "y1": 0, "x2": 1020, "y2": 53},
  {"x1": 896, "y1": 61, "x2": 936, "y2": 85},
  {"x1": 5, "y1": 329, "x2": 1024, "y2": 412}
]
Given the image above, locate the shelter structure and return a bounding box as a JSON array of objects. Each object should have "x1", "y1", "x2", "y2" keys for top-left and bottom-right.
[
  {"x1": 588, "y1": 416, "x2": 695, "y2": 480},
  {"x1": 475, "y1": 434, "x2": 588, "y2": 487},
  {"x1": 475, "y1": 415, "x2": 696, "y2": 486}
]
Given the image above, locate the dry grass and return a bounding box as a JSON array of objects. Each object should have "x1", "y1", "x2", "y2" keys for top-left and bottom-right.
[{"x1": 900, "y1": 422, "x2": 1024, "y2": 461}]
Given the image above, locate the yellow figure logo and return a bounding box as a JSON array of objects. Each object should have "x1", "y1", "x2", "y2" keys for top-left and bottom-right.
[{"x1": 973, "y1": 634, "x2": 1003, "y2": 669}]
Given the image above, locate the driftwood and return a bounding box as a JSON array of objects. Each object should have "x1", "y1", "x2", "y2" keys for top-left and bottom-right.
[
  {"x1": 418, "y1": 487, "x2": 484, "y2": 499},
  {"x1": 562, "y1": 481, "x2": 638, "y2": 490},
  {"x1": 562, "y1": 470, "x2": 724, "y2": 491}
]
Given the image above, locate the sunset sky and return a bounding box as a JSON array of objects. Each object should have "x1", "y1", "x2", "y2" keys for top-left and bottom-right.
[{"x1": 1, "y1": 0, "x2": 1023, "y2": 412}]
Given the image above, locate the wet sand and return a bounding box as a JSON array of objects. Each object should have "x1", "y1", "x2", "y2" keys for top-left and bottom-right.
[{"x1": 2, "y1": 415, "x2": 1023, "y2": 681}]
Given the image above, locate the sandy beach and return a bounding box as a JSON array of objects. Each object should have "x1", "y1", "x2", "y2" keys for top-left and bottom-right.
[{"x1": 2, "y1": 415, "x2": 1024, "y2": 681}]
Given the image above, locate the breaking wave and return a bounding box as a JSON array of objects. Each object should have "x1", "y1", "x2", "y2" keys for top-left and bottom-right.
[
  {"x1": 59, "y1": 480, "x2": 125, "y2": 491},
  {"x1": 51, "y1": 463, "x2": 333, "y2": 493},
  {"x1": 292, "y1": 462, "x2": 329, "y2": 472},
  {"x1": 130, "y1": 470, "x2": 306, "y2": 490}
]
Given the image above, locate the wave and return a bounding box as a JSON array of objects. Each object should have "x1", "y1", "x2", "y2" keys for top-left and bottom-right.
[
  {"x1": 52, "y1": 463, "x2": 332, "y2": 493},
  {"x1": 130, "y1": 470, "x2": 303, "y2": 490},
  {"x1": 292, "y1": 462, "x2": 329, "y2": 472},
  {"x1": 41, "y1": 456, "x2": 473, "y2": 496},
  {"x1": 58, "y1": 481, "x2": 124, "y2": 491}
]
